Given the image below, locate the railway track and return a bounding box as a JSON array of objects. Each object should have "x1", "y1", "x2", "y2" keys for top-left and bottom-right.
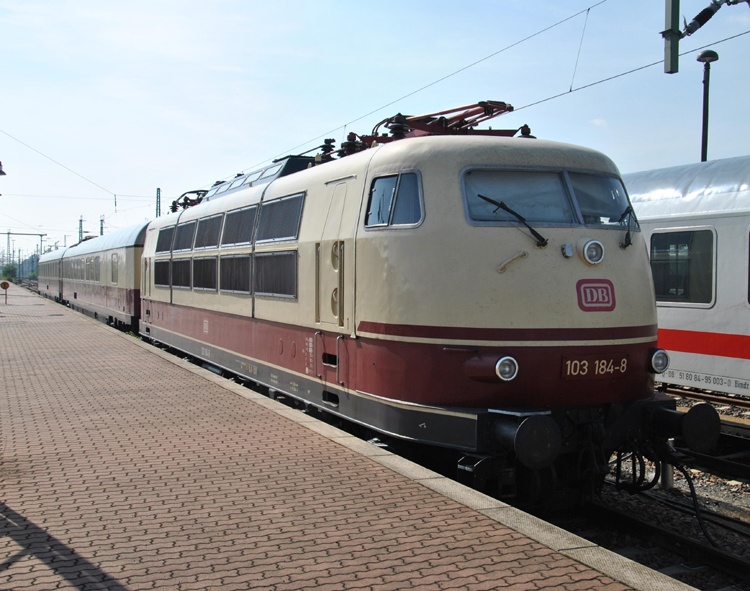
[
  {"x1": 664, "y1": 385, "x2": 750, "y2": 412},
  {"x1": 674, "y1": 434, "x2": 750, "y2": 482},
  {"x1": 662, "y1": 386, "x2": 750, "y2": 481},
  {"x1": 546, "y1": 493, "x2": 750, "y2": 590},
  {"x1": 16, "y1": 278, "x2": 39, "y2": 293}
]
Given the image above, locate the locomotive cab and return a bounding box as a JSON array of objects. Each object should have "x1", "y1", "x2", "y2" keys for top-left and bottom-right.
[{"x1": 353, "y1": 136, "x2": 712, "y2": 503}]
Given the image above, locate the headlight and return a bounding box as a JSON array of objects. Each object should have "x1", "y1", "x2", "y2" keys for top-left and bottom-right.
[
  {"x1": 495, "y1": 356, "x2": 519, "y2": 381},
  {"x1": 651, "y1": 349, "x2": 670, "y2": 373},
  {"x1": 583, "y1": 240, "x2": 605, "y2": 265}
]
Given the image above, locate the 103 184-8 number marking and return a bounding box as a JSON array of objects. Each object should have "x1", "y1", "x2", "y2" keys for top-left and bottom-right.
[{"x1": 563, "y1": 355, "x2": 628, "y2": 379}]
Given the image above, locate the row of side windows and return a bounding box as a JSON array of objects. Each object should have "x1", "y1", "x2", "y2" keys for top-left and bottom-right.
[
  {"x1": 45, "y1": 256, "x2": 118, "y2": 284},
  {"x1": 40, "y1": 262, "x2": 60, "y2": 278},
  {"x1": 158, "y1": 171, "x2": 424, "y2": 257},
  {"x1": 62, "y1": 256, "x2": 101, "y2": 283},
  {"x1": 156, "y1": 193, "x2": 304, "y2": 254},
  {"x1": 154, "y1": 252, "x2": 297, "y2": 298}
]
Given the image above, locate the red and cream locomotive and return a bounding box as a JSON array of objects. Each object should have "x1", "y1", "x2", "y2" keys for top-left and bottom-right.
[{"x1": 40, "y1": 101, "x2": 718, "y2": 503}]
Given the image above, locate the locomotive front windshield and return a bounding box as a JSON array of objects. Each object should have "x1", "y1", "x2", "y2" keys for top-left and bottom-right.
[{"x1": 463, "y1": 169, "x2": 637, "y2": 230}]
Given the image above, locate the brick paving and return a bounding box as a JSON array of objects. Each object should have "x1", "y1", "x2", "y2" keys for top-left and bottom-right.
[{"x1": 0, "y1": 284, "x2": 677, "y2": 590}]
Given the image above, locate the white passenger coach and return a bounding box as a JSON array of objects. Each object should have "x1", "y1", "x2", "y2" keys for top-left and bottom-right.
[{"x1": 626, "y1": 155, "x2": 750, "y2": 397}]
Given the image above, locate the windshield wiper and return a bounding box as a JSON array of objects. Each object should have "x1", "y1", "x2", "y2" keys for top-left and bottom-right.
[
  {"x1": 477, "y1": 194, "x2": 548, "y2": 248},
  {"x1": 618, "y1": 204, "x2": 634, "y2": 249}
]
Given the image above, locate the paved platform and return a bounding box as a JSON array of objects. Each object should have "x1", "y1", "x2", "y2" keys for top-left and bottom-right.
[{"x1": 0, "y1": 283, "x2": 695, "y2": 591}]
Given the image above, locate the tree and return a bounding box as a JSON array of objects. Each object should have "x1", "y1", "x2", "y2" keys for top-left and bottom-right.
[{"x1": 2, "y1": 264, "x2": 18, "y2": 280}]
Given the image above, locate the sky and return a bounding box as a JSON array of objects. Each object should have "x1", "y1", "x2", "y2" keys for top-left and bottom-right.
[{"x1": 1, "y1": 0, "x2": 749, "y2": 260}]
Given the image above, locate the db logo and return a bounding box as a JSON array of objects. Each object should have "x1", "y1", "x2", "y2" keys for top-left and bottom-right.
[{"x1": 576, "y1": 279, "x2": 616, "y2": 312}]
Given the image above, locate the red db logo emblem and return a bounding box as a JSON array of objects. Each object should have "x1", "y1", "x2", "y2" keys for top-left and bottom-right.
[{"x1": 576, "y1": 279, "x2": 616, "y2": 312}]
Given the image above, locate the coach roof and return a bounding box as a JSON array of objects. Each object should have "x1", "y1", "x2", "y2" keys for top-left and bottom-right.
[
  {"x1": 63, "y1": 221, "x2": 150, "y2": 257},
  {"x1": 626, "y1": 155, "x2": 750, "y2": 219}
]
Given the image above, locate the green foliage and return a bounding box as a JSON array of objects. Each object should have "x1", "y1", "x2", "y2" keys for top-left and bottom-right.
[
  {"x1": 29, "y1": 271, "x2": 38, "y2": 281},
  {"x1": 2, "y1": 264, "x2": 17, "y2": 280}
]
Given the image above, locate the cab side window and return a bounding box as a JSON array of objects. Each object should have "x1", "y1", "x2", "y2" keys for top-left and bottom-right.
[{"x1": 366, "y1": 172, "x2": 422, "y2": 228}]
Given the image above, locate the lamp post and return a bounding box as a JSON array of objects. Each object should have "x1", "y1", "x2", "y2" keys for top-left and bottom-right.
[{"x1": 697, "y1": 49, "x2": 719, "y2": 162}]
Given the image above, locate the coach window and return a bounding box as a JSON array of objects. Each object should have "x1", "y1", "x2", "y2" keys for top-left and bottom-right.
[
  {"x1": 221, "y1": 206, "x2": 257, "y2": 246},
  {"x1": 154, "y1": 260, "x2": 170, "y2": 287},
  {"x1": 193, "y1": 257, "x2": 218, "y2": 291},
  {"x1": 220, "y1": 255, "x2": 252, "y2": 294},
  {"x1": 366, "y1": 172, "x2": 422, "y2": 228},
  {"x1": 194, "y1": 215, "x2": 224, "y2": 249},
  {"x1": 256, "y1": 194, "x2": 305, "y2": 243},
  {"x1": 255, "y1": 251, "x2": 297, "y2": 298},
  {"x1": 173, "y1": 221, "x2": 197, "y2": 252},
  {"x1": 171, "y1": 259, "x2": 192, "y2": 289},
  {"x1": 111, "y1": 254, "x2": 119, "y2": 284},
  {"x1": 156, "y1": 226, "x2": 175, "y2": 253},
  {"x1": 650, "y1": 230, "x2": 714, "y2": 305}
]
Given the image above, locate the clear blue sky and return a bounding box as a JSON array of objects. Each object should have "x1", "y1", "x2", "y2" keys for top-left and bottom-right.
[{"x1": 1, "y1": 0, "x2": 748, "y2": 256}]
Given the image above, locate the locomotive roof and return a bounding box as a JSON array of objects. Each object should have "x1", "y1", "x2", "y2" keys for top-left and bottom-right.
[
  {"x1": 625, "y1": 155, "x2": 750, "y2": 219},
  {"x1": 364, "y1": 135, "x2": 621, "y2": 175},
  {"x1": 149, "y1": 135, "x2": 622, "y2": 228},
  {"x1": 203, "y1": 156, "x2": 315, "y2": 201}
]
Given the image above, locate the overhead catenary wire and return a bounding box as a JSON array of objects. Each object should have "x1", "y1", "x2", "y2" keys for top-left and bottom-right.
[
  {"x1": 229, "y1": 9, "x2": 748, "y2": 187},
  {"x1": 229, "y1": 0, "x2": 611, "y2": 182},
  {"x1": 4, "y1": 4, "x2": 748, "y2": 210},
  {"x1": 0, "y1": 128, "x2": 116, "y2": 198},
  {"x1": 3, "y1": 193, "x2": 152, "y2": 202},
  {"x1": 514, "y1": 29, "x2": 750, "y2": 112}
]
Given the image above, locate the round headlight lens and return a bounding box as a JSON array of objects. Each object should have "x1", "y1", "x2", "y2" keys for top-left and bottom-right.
[
  {"x1": 495, "y1": 356, "x2": 519, "y2": 381},
  {"x1": 651, "y1": 349, "x2": 670, "y2": 373},
  {"x1": 584, "y1": 240, "x2": 605, "y2": 265}
]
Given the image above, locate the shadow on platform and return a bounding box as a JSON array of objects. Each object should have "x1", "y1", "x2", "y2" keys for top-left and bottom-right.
[{"x1": 0, "y1": 501, "x2": 128, "y2": 590}]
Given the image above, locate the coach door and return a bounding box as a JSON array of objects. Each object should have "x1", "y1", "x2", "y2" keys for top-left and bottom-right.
[
  {"x1": 143, "y1": 258, "x2": 150, "y2": 299},
  {"x1": 317, "y1": 182, "x2": 348, "y2": 328}
]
